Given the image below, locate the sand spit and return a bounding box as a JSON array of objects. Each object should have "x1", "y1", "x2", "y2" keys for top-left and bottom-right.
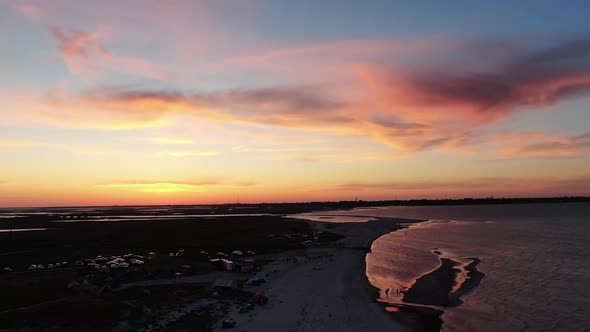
[
  {"x1": 212, "y1": 217, "x2": 422, "y2": 332},
  {"x1": 402, "y1": 256, "x2": 485, "y2": 308}
]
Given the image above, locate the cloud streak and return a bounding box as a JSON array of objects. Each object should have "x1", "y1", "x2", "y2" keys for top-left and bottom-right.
[
  {"x1": 13, "y1": 3, "x2": 45, "y2": 18},
  {"x1": 158, "y1": 151, "x2": 219, "y2": 157},
  {"x1": 0, "y1": 139, "x2": 109, "y2": 155},
  {"x1": 95, "y1": 179, "x2": 255, "y2": 193},
  {"x1": 48, "y1": 27, "x2": 170, "y2": 80},
  {"x1": 378, "y1": 38, "x2": 590, "y2": 124},
  {"x1": 337, "y1": 176, "x2": 590, "y2": 197},
  {"x1": 501, "y1": 131, "x2": 590, "y2": 157},
  {"x1": 20, "y1": 37, "x2": 590, "y2": 157},
  {"x1": 149, "y1": 137, "x2": 195, "y2": 145}
]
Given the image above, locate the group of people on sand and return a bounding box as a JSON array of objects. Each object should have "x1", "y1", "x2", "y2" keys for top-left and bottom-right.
[{"x1": 384, "y1": 285, "x2": 407, "y2": 297}]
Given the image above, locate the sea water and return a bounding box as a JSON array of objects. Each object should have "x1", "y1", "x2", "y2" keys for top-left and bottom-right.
[{"x1": 301, "y1": 203, "x2": 590, "y2": 331}]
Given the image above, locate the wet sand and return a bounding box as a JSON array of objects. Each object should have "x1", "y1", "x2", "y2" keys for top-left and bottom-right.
[{"x1": 212, "y1": 217, "x2": 449, "y2": 332}]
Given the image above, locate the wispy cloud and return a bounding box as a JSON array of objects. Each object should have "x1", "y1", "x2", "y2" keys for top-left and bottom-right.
[
  {"x1": 370, "y1": 38, "x2": 590, "y2": 124},
  {"x1": 149, "y1": 137, "x2": 195, "y2": 145},
  {"x1": 95, "y1": 179, "x2": 255, "y2": 193},
  {"x1": 158, "y1": 151, "x2": 219, "y2": 157},
  {"x1": 13, "y1": 3, "x2": 45, "y2": 19},
  {"x1": 17, "y1": 37, "x2": 590, "y2": 158},
  {"x1": 500, "y1": 131, "x2": 590, "y2": 158},
  {"x1": 95, "y1": 181, "x2": 216, "y2": 193},
  {"x1": 48, "y1": 26, "x2": 170, "y2": 80},
  {"x1": 0, "y1": 139, "x2": 109, "y2": 155},
  {"x1": 337, "y1": 176, "x2": 590, "y2": 196}
]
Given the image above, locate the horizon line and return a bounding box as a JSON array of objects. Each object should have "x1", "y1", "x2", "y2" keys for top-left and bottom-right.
[{"x1": 1, "y1": 195, "x2": 589, "y2": 210}]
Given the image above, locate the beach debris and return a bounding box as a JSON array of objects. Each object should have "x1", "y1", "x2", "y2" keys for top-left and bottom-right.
[
  {"x1": 129, "y1": 258, "x2": 144, "y2": 266},
  {"x1": 253, "y1": 293, "x2": 268, "y2": 305},
  {"x1": 221, "y1": 318, "x2": 236, "y2": 329},
  {"x1": 28, "y1": 265, "x2": 37, "y2": 270},
  {"x1": 197, "y1": 298, "x2": 209, "y2": 308},
  {"x1": 47, "y1": 263, "x2": 54, "y2": 269},
  {"x1": 245, "y1": 277, "x2": 265, "y2": 286},
  {"x1": 37, "y1": 264, "x2": 45, "y2": 269},
  {"x1": 2, "y1": 267, "x2": 13, "y2": 273},
  {"x1": 74, "y1": 260, "x2": 84, "y2": 266},
  {"x1": 55, "y1": 263, "x2": 61, "y2": 268},
  {"x1": 231, "y1": 250, "x2": 244, "y2": 256},
  {"x1": 301, "y1": 240, "x2": 316, "y2": 247},
  {"x1": 246, "y1": 250, "x2": 255, "y2": 256}
]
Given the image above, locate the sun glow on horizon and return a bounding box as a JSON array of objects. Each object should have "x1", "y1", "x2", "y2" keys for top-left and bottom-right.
[{"x1": 1, "y1": 1, "x2": 589, "y2": 207}]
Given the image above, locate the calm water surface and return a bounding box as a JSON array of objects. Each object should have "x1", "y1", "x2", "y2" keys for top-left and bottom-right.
[{"x1": 301, "y1": 203, "x2": 590, "y2": 331}]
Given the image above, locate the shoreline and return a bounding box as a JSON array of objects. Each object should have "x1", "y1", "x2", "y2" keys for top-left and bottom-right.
[
  {"x1": 1, "y1": 210, "x2": 484, "y2": 331},
  {"x1": 402, "y1": 257, "x2": 462, "y2": 307},
  {"x1": 212, "y1": 216, "x2": 418, "y2": 331},
  {"x1": 351, "y1": 217, "x2": 485, "y2": 332},
  {"x1": 356, "y1": 219, "x2": 445, "y2": 332},
  {"x1": 448, "y1": 258, "x2": 485, "y2": 306},
  {"x1": 401, "y1": 255, "x2": 485, "y2": 308}
]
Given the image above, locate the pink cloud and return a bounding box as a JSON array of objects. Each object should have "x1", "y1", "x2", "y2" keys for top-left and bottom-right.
[
  {"x1": 48, "y1": 26, "x2": 170, "y2": 80},
  {"x1": 335, "y1": 176, "x2": 590, "y2": 198},
  {"x1": 13, "y1": 3, "x2": 45, "y2": 18},
  {"x1": 499, "y1": 131, "x2": 590, "y2": 158},
  {"x1": 16, "y1": 35, "x2": 590, "y2": 158}
]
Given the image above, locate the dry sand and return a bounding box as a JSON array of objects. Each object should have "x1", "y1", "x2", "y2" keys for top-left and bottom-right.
[{"x1": 215, "y1": 218, "x2": 411, "y2": 332}]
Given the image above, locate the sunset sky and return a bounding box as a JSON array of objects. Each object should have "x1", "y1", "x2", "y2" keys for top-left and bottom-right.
[{"x1": 1, "y1": 0, "x2": 590, "y2": 207}]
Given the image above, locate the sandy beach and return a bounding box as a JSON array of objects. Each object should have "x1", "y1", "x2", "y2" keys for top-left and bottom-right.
[{"x1": 212, "y1": 217, "x2": 415, "y2": 332}]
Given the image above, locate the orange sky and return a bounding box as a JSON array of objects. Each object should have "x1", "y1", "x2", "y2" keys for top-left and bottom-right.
[{"x1": 1, "y1": 1, "x2": 590, "y2": 207}]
